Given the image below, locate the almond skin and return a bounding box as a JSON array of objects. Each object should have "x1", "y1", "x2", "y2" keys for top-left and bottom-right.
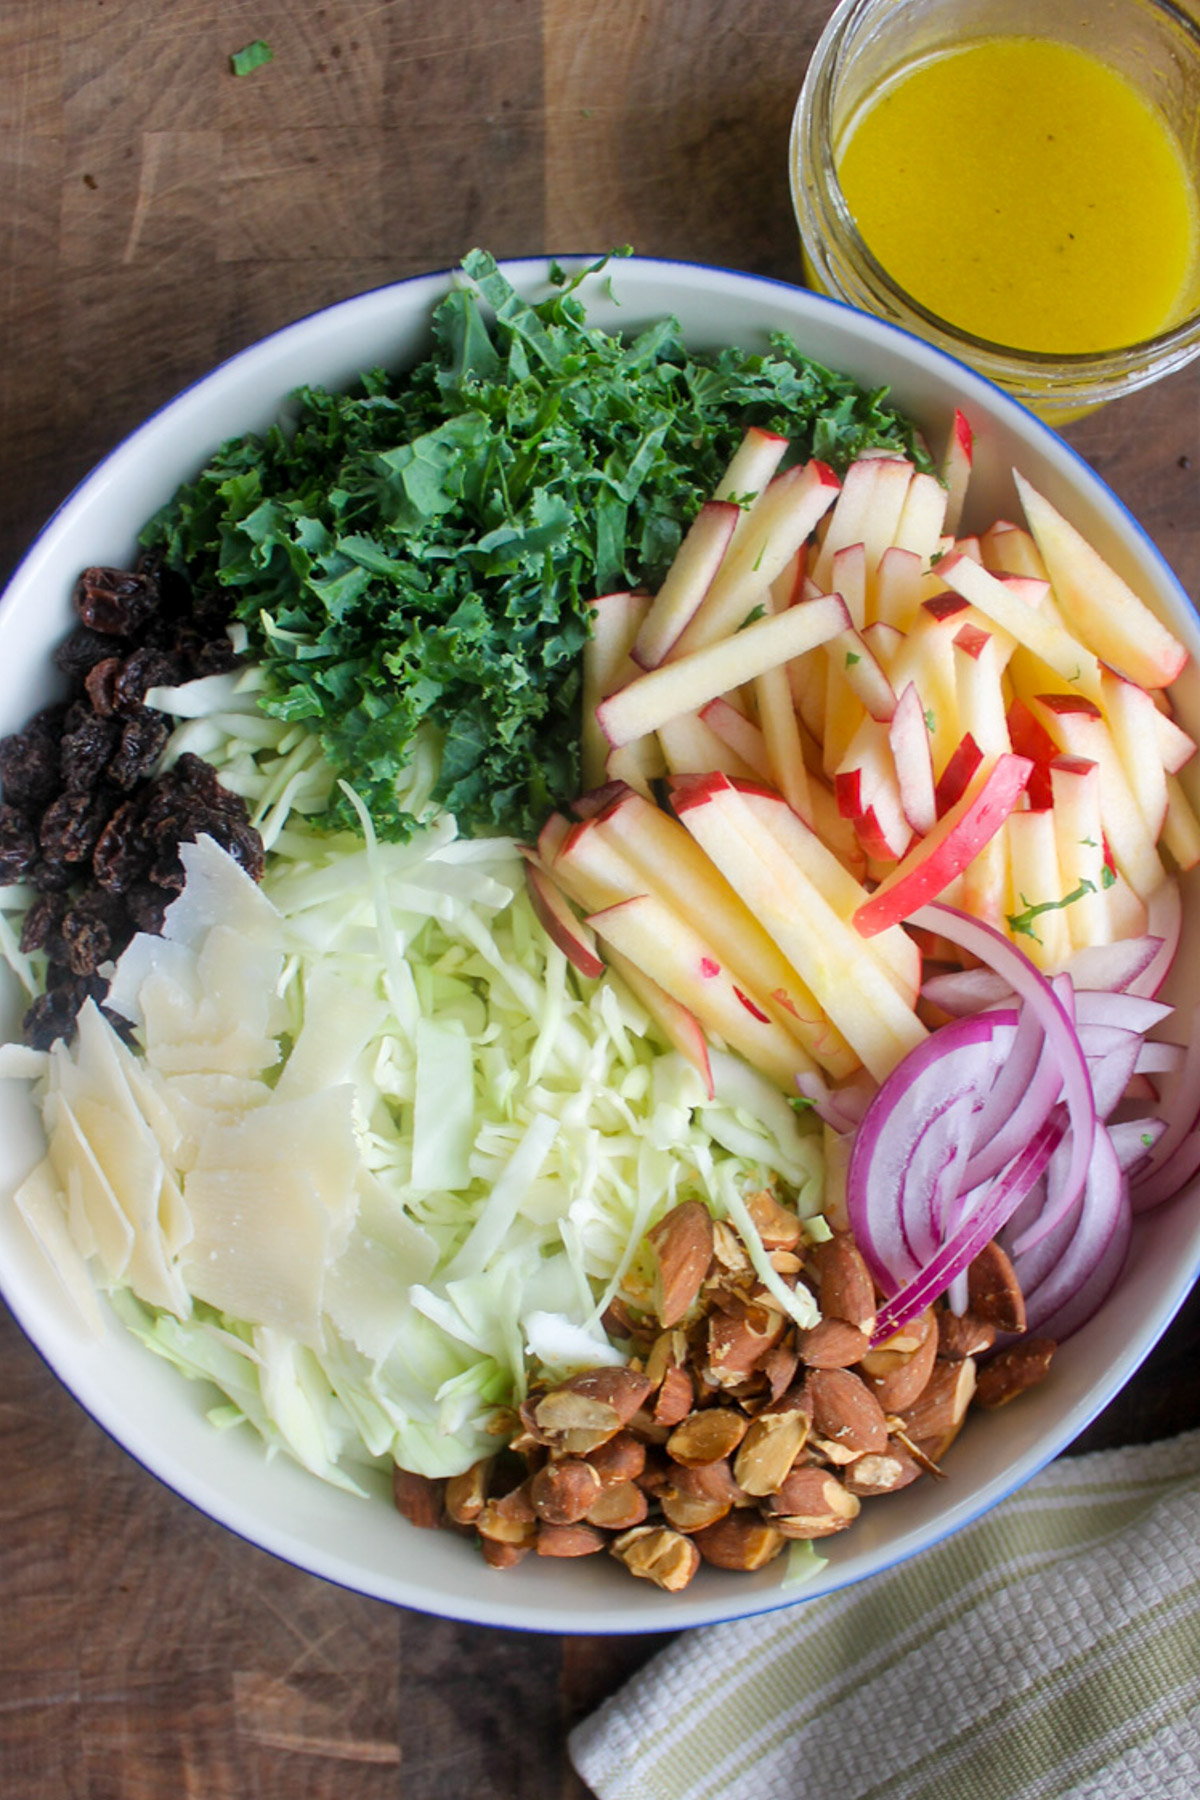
[
  {"x1": 691, "y1": 1512, "x2": 788, "y2": 1571},
  {"x1": 808, "y1": 1366, "x2": 889, "y2": 1455},
  {"x1": 974, "y1": 1336, "x2": 1056, "y2": 1409},
  {"x1": 814, "y1": 1231, "x2": 877, "y2": 1337},
  {"x1": 799, "y1": 1317, "x2": 871, "y2": 1370},
  {"x1": 646, "y1": 1200, "x2": 715, "y2": 1325},
  {"x1": 967, "y1": 1240, "x2": 1027, "y2": 1334}
]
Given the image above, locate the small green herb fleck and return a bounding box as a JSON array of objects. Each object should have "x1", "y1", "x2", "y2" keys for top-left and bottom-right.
[
  {"x1": 1142, "y1": 1130, "x2": 1155, "y2": 1147},
  {"x1": 230, "y1": 39, "x2": 273, "y2": 76},
  {"x1": 1101, "y1": 864, "x2": 1116, "y2": 888},
  {"x1": 752, "y1": 540, "x2": 768, "y2": 572},
  {"x1": 724, "y1": 490, "x2": 759, "y2": 511},
  {"x1": 845, "y1": 651, "x2": 861, "y2": 668},
  {"x1": 1080, "y1": 836, "x2": 1097, "y2": 847},
  {"x1": 928, "y1": 548, "x2": 945, "y2": 568},
  {"x1": 924, "y1": 708, "x2": 936, "y2": 733},
  {"x1": 737, "y1": 605, "x2": 767, "y2": 631},
  {"x1": 1006, "y1": 878, "x2": 1096, "y2": 943},
  {"x1": 788, "y1": 1095, "x2": 817, "y2": 1113}
]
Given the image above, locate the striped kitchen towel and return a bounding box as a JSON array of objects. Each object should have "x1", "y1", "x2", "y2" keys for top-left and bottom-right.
[{"x1": 570, "y1": 1427, "x2": 1200, "y2": 1800}]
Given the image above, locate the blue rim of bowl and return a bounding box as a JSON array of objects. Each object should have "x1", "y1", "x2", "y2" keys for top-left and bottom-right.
[{"x1": 3, "y1": 253, "x2": 1200, "y2": 1633}]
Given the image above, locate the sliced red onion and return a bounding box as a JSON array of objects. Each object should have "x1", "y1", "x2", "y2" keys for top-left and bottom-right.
[
  {"x1": 1063, "y1": 935, "x2": 1165, "y2": 996},
  {"x1": 795, "y1": 1069, "x2": 874, "y2": 1133},
  {"x1": 1131, "y1": 1129, "x2": 1200, "y2": 1213},
  {"x1": 1128, "y1": 883, "x2": 1182, "y2": 997},
  {"x1": 911, "y1": 903, "x2": 1097, "y2": 1253},
  {"x1": 920, "y1": 967, "x2": 1013, "y2": 1016},
  {"x1": 1072, "y1": 990, "x2": 1173, "y2": 1036},
  {"x1": 871, "y1": 1117, "x2": 1064, "y2": 1341},
  {"x1": 846, "y1": 1013, "x2": 1012, "y2": 1290},
  {"x1": 1108, "y1": 1116, "x2": 1166, "y2": 1177},
  {"x1": 1131, "y1": 1000, "x2": 1200, "y2": 1201},
  {"x1": 1019, "y1": 1128, "x2": 1130, "y2": 1339},
  {"x1": 961, "y1": 1022, "x2": 1062, "y2": 1191}
]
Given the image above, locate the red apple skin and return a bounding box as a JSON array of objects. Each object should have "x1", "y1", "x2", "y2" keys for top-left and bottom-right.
[
  {"x1": 1034, "y1": 692, "x2": 1104, "y2": 721},
  {"x1": 537, "y1": 811, "x2": 572, "y2": 864},
  {"x1": 1005, "y1": 700, "x2": 1059, "y2": 809},
  {"x1": 834, "y1": 768, "x2": 865, "y2": 820},
  {"x1": 953, "y1": 623, "x2": 990, "y2": 661},
  {"x1": 933, "y1": 732, "x2": 984, "y2": 816},
  {"x1": 853, "y1": 752, "x2": 1033, "y2": 938},
  {"x1": 667, "y1": 770, "x2": 737, "y2": 814},
  {"x1": 922, "y1": 593, "x2": 971, "y2": 624},
  {"x1": 854, "y1": 803, "x2": 907, "y2": 863},
  {"x1": 523, "y1": 858, "x2": 608, "y2": 979},
  {"x1": 570, "y1": 780, "x2": 633, "y2": 820}
]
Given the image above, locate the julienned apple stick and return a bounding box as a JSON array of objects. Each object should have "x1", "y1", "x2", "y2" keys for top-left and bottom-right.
[
  {"x1": 596, "y1": 591, "x2": 851, "y2": 750},
  {"x1": 538, "y1": 417, "x2": 1199, "y2": 1096}
]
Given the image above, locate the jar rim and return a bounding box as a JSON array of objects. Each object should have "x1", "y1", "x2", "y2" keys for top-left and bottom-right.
[{"x1": 791, "y1": 0, "x2": 1200, "y2": 386}]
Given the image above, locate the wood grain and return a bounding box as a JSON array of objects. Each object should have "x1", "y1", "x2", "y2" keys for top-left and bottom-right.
[{"x1": 1, "y1": 3, "x2": 1199, "y2": 1796}]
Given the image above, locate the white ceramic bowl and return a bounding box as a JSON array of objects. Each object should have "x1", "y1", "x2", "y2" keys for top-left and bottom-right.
[{"x1": 3, "y1": 257, "x2": 1200, "y2": 1633}]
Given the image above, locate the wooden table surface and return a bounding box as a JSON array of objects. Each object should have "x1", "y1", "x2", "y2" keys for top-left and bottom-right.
[{"x1": 2, "y1": 4, "x2": 1199, "y2": 1795}]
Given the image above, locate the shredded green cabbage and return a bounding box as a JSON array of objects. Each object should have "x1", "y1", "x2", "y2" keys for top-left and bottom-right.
[{"x1": 11, "y1": 679, "x2": 825, "y2": 1489}]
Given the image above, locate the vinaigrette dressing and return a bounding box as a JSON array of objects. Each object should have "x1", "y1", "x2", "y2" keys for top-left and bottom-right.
[{"x1": 835, "y1": 37, "x2": 1200, "y2": 355}]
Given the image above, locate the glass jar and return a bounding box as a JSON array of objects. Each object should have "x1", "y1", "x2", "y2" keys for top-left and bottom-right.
[{"x1": 790, "y1": 0, "x2": 1200, "y2": 423}]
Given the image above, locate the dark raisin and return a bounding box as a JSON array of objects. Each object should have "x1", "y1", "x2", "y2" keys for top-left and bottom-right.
[
  {"x1": 92, "y1": 797, "x2": 150, "y2": 892},
  {"x1": 29, "y1": 857, "x2": 73, "y2": 894},
  {"x1": 174, "y1": 751, "x2": 245, "y2": 815},
  {"x1": 186, "y1": 632, "x2": 240, "y2": 677},
  {"x1": 54, "y1": 626, "x2": 124, "y2": 682},
  {"x1": 39, "y1": 788, "x2": 116, "y2": 864},
  {"x1": 113, "y1": 647, "x2": 180, "y2": 714},
  {"x1": 18, "y1": 891, "x2": 69, "y2": 957},
  {"x1": 61, "y1": 713, "x2": 120, "y2": 792},
  {"x1": 108, "y1": 710, "x2": 170, "y2": 790},
  {"x1": 84, "y1": 657, "x2": 123, "y2": 717},
  {"x1": 124, "y1": 881, "x2": 170, "y2": 934},
  {"x1": 0, "y1": 712, "x2": 66, "y2": 811},
  {"x1": 21, "y1": 971, "x2": 108, "y2": 1051},
  {"x1": 200, "y1": 813, "x2": 265, "y2": 882},
  {"x1": 73, "y1": 566, "x2": 159, "y2": 637},
  {"x1": 0, "y1": 805, "x2": 39, "y2": 882},
  {"x1": 61, "y1": 888, "x2": 131, "y2": 976}
]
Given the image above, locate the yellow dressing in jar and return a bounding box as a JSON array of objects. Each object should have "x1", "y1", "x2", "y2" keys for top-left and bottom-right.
[{"x1": 835, "y1": 37, "x2": 1200, "y2": 355}]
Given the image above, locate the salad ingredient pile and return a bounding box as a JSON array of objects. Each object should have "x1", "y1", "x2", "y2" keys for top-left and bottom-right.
[{"x1": 1, "y1": 255, "x2": 1198, "y2": 1595}]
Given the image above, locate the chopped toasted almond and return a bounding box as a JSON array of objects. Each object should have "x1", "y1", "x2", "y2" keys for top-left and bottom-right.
[
  {"x1": 843, "y1": 1448, "x2": 922, "y2": 1498},
  {"x1": 444, "y1": 1459, "x2": 492, "y2": 1527},
  {"x1": 586, "y1": 1480, "x2": 649, "y2": 1531},
  {"x1": 611, "y1": 1525, "x2": 701, "y2": 1591},
  {"x1": 536, "y1": 1521, "x2": 607, "y2": 1557},
  {"x1": 808, "y1": 1366, "x2": 889, "y2": 1454},
  {"x1": 974, "y1": 1336, "x2": 1056, "y2": 1409},
  {"x1": 733, "y1": 1402, "x2": 811, "y2": 1495},
  {"x1": 814, "y1": 1231, "x2": 877, "y2": 1337},
  {"x1": 745, "y1": 1188, "x2": 804, "y2": 1251},
  {"x1": 530, "y1": 1457, "x2": 604, "y2": 1524},
  {"x1": 645, "y1": 1200, "x2": 715, "y2": 1325},
  {"x1": 937, "y1": 1308, "x2": 997, "y2": 1360},
  {"x1": 392, "y1": 1467, "x2": 445, "y2": 1530},
  {"x1": 900, "y1": 1356, "x2": 977, "y2": 1460},
  {"x1": 692, "y1": 1511, "x2": 788, "y2": 1571},
  {"x1": 967, "y1": 1241, "x2": 1027, "y2": 1334},
  {"x1": 667, "y1": 1407, "x2": 750, "y2": 1466},
  {"x1": 765, "y1": 1465, "x2": 861, "y2": 1537},
  {"x1": 799, "y1": 1316, "x2": 871, "y2": 1369}
]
